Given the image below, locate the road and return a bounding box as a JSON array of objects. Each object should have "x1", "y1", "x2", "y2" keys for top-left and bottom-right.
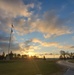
[{"x1": 57, "y1": 60, "x2": 74, "y2": 75}]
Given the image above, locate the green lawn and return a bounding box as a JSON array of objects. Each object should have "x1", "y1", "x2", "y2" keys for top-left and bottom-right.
[
  {"x1": 69, "y1": 59, "x2": 74, "y2": 63},
  {"x1": 0, "y1": 60, "x2": 64, "y2": 75}
]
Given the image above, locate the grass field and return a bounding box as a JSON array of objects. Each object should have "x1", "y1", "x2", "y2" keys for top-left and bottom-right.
[
  {"x1": 69, "y1": 59, "x2": 74, "y2": 63},
  {"x1": 0, "y1": 59, "x2": 65, "y2": 75}
]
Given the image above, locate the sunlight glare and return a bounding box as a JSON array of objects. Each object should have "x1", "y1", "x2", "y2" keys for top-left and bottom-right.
[{"x1": 28, "y1": 52, "x2": 34, "y2": 57}]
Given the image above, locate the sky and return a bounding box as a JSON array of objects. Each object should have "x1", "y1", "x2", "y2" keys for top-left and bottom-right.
[{"x1": 0, "y1": 0, "x2": 74, "y2": 57}]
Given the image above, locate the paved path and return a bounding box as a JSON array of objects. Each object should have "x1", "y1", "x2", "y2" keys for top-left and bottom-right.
[
  {"x1": 64, "y1": 68, "x2": 74, "y2": 75},
  {"x1": 57, "y1": 60, "x2": 74, "y2": 75}
]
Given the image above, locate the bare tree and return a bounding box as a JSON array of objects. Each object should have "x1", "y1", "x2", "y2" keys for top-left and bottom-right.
[{"x1": 60, "y1": 50, "x2": 66, "y2": 59}]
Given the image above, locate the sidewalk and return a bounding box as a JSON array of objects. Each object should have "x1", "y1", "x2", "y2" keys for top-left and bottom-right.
[
  {"x1": 57, "y1": 60, "x2": 74, "y2": 75},
  {"x1": 64, "y1": 68, "x2": 74, "y2": 75}
]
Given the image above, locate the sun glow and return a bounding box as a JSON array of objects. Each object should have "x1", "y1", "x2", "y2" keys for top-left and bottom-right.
[{"x1": 28, "y1": 52, "x2": 34, "y2": 57}]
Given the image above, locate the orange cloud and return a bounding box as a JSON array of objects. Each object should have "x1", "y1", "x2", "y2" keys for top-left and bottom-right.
[
  {"x1": 32, "y1": 38, "x2": 59, "y2": 47},
  {"x1": 32, "y1": 38, "x2": 74, "y2": 50},
  {"x1": 0, "y1": 0, "x2": 33, "y2": 17}
]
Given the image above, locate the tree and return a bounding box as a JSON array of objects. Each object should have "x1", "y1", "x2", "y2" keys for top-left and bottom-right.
[
  {"x1": 60, "y1": 50, "x2": 66, "y2": 59},
  {"x1": 17, "y1": 54, "x2": 21, "y2": 58},
  {"x1": 43, "y1": 56, "x2": 46, "y2": 60}
]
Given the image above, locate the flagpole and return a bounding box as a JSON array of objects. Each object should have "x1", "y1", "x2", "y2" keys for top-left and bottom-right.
[
  {"x1": 8, "y1": 24, "x2": 13, "y2": 58},
  {"x1": 8, "y1": 28, "x2": 12, "y2": 55}
]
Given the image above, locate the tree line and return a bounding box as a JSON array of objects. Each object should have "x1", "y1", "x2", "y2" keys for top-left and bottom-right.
[
  {"x1": 0, "y1": 51, "x2": 39, "y2": 60},
  {"x1": 60, "y1": 50, "x2": 74, "y2": 60}
]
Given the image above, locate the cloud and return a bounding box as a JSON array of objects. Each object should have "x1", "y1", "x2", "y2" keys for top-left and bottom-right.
[
  {"x1": 0, "y1": 0, "x2": 73, "y2": 54},
  {"x1": 32, "y1": 38, "x2": 74, "y2": 49},
  {"x1": 0, "y1": 0, "x2": 35, "y2": 34},
  {"x1": 0, "y1": 0, "x2": 72, "y2": 37},
  {"x1": 32, "y1": 38, "x2": 42, "y2": 44},
  {"x1": 0, "y1": 1, "x2": 37, "y2": 35},
  {"x1": 0, "y1": 32, "x2": 20, "y2": 53},
  {"x1": 0, "y1": 31, "x2": 16, "y2": 42},
  {"x1": 63, "y1": 45, "x2": 74, "y2": 49},
  {"x1": 0, "y1": 32, "x2": 9, "y2": 42},
  {"x1": 72, "y1": 36, "x2": 74, "y2": 40},
  {"x1": 0, "y1": 0, "x2": 38, "y2": 54},
  {"x1": 19, "y1": 41, "x2": 40, "y2": 53},
  {"x1": 13, "y1": 18, "x2": 35, "y2": 35},
  {"x1": 70, "y1": 46, "x2": 74, "y2": 48},
  {"x1": 35, "y1": 11, "x2": 72, "y2": 38},
  {"x1": 11, "y1": 10, "x2": 72, "y2": 37},
  {"x1": 0, "y1": 42, "x2": 20, "y2": 52},
  {"x1": 32, "y1": 38, "x2": 59, "y2": 47},
  {"x1": 0, "y1": 0, "x2": 32, "y2": 17}
]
